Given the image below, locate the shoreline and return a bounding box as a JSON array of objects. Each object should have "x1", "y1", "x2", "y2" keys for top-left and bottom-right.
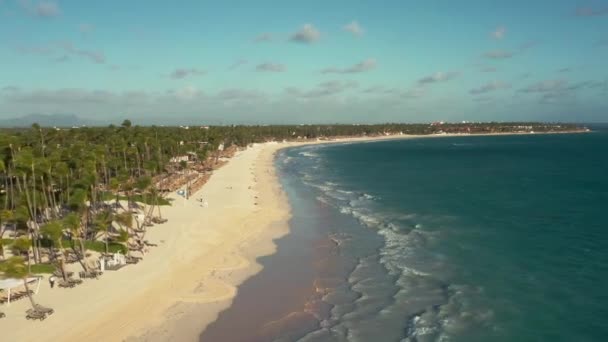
[{"x1": 0, "y1": 131, "x2": 586, "y2": 342}]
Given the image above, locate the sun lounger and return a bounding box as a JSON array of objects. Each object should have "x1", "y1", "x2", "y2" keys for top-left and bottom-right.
[
  {"x1": 128, "y1": 242, "x2": 144, "y2": 251},
  {"x1": 151, "y1": 217, "x2": 168, "y2": 224},
  {"x1": 125, "y1": 256, "x2": 141, "y2": 264},
  {"x1": 11, "y1": 290, "x2": 31, "y2": 301},
  {"x1": 104, "y1": 263, "x2": 126, "y2": 271},
  {"x1": 58, "y1": 280, "x2": 75, "y2": 288},
  {"x1": 69, "y1": 278, "x2": 83, "y2": 285},
  {"x1": 26, "y1": 309, "x2": 49, "y2": 321},
  {"x1": 58, "y1": 278, "x2": 82, "y2": 288},
  {"x1": 79, "y1": 270, "x2": 103, "y2": 279},
  {"x1": 33, "y1": 304, "x2": 54, "y2": 315}
]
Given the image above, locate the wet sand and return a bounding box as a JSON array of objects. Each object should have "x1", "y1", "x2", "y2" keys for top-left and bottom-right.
[
  {"x1": 200, "y1": 174, "x2": 324, "y2": 341},
  {"x1": 200, "y1": 161, "x2": 358, "y2": 342}
]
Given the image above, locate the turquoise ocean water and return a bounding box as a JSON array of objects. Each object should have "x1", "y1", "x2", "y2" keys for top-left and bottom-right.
[
  {"x1": 202, "y1": 129, "x2": 608, "y2": 342},
  {"x1": 272, "y1": 129, "x2": 608, "y2": 342}
]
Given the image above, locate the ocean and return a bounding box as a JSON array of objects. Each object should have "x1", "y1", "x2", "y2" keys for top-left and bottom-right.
[{"x1": 202, "y1": 129, "x2": 608, "y2": 342}]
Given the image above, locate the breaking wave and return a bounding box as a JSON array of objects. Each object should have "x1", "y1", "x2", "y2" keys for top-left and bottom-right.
[{"x1": 282, "y1": 145, "x2": 493, "y2": 342}]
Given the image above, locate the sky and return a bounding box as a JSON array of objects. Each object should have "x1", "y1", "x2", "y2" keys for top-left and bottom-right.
[{"x1": 1, "y1": 0, "x2": 607, "y2": 124}]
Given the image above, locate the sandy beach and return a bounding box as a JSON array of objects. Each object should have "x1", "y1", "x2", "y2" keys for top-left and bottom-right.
[
  {"x1": 0, "y1": 132, "x2": 580, "y2": 342},
  {"x1": 0, "y1": 140, "x2": 295, "y2": 341}
]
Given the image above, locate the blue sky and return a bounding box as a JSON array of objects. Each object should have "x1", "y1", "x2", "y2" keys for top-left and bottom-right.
[{"x1": 1, "y1": 0, "x2": 607, "y2": 124}]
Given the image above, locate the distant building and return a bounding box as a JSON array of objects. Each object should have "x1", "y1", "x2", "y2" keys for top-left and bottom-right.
[
  {"x1": 170, "y1": 155, "x2": 189, "y2": 163},
  {"x1": 170, "y1": 152, "x2": 197, "y2": 163}
]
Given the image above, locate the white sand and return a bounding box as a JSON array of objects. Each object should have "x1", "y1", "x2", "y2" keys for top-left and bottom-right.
[
  {"x1": 0, "y1": 142, "x2": 292, "y2": 341},
  {"x1": 0, "y1": 132, "x2": 569, "y2": 341}
]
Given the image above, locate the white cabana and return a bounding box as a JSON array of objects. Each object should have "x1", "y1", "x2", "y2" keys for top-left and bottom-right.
[{"x1": 0, "y1": 277, "x2": 42, "y2": 306}]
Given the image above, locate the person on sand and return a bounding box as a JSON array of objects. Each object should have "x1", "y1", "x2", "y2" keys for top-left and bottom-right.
[{"x1": 49, "y1": 275, "x2": 56, "y2": 289}]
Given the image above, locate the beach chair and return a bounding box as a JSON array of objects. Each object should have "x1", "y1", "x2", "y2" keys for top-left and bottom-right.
[
  {"x1": 125, "y1": 255, "x2": 141, "y2": 264},
  {"x1": 128, "y1": 242, "x2": 143, "y2": 252},
  {"x1": 144, "y1": 240, "x2": 158, "y2": 247},
  {"x1": 79, "y1": 270, "x2": 103, "y2": 279},
  {"x1": 69, "y1": 278, "x2": 83, "y2": 285},
  {"x1": 0, "y1": 312, "x2": 5, "y2": 318},
  {"x1": 58, "y1": 279, "x2": 76, "y2": 288},
  {"x1": 33, "y1": 304, "x2": 54, "y2": 315},
  {"x1": 25, "y1": 309, "x2": 47, "y2": 321},
  {"x1": 151, "y1": 217, "x2": 167, "y2": 224}
]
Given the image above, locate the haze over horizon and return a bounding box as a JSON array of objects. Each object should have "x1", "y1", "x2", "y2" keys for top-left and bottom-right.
[{"x1": 1, "y1": 0, "x2": 607, "y2": 124}]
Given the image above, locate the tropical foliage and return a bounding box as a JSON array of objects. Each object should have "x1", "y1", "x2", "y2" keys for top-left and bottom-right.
[{"x1": 0, "y1": 120, "x2": 582, "y2": 276}]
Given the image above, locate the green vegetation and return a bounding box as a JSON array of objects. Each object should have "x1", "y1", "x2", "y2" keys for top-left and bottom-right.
[
  {"x1": 30, "y1": 263, "x2": 55, "y2": 274},
  {"x1": 0, "y1": 120, "x2": 583, "y2": 279},
  {"x1": 99, "y1": 192, "x2": 171, "y2": 205},
  {"x1": 80, "y1": 240, "x2": 127, "y2": 254}
]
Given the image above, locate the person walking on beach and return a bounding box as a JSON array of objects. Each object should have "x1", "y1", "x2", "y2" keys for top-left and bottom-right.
[{"x1": 49, "y1": 275, "x2": 56, "y2": 289}]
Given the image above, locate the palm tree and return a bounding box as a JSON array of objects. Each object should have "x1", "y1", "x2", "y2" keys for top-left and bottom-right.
[
  {"x1": 0, "y1": 209, "x2": 13, "y2": 259},
  {"x1": 40, "y1": 220, "x2": 68, "y2": 281},
  {"x1": 11, "y1": 237, "x2": 33, "y2": 273},
  {"x1": 12, "y1": 148, "x2": 42, "y2": 263},
  {"x1": 135, "y1": 175, "x2": 152, "y2": 225},
  {"x1": 63, "y1": 212, "x2": 88, "y2": 273},
  {"x1": 93, "y1": 210, "x2": 113, "y2": 255},
  {"x1": 0, "y1": 256, "x2": 38, "y2": 309},
  {"x1": 114, "y1": 212, "x2": 133, "y2": 256}
]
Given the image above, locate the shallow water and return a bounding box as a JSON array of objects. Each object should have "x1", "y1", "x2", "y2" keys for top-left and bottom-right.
[{"x1": 202, "y1": 130, "x2": 608, "y2": 342}]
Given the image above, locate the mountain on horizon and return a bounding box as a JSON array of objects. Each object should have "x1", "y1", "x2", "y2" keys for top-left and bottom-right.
[{"x1": 0, "y1": 114, "x2": 103, "y2": 128}]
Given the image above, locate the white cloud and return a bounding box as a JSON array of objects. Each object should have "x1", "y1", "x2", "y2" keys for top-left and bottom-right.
[
  {"x1": 286, "y1": 80, "x2": 358, "y2": 98},
  {"x1": 480, "y1": 66, "x2": 498, "y2": 73},
  {"x1": 575, "y1": 7, "x2": 608, "y2": 17},
  {"x1": 343, "y1": 20, "x2": 364, "y2": 36},
  {"x1": 417, "y1": 71, "x2": 459, "y2": 85},
  {"x1": 59, "y1": 42, "x2": 105, "y2": 64},
  {"x1": 217, "y1": 89, "x2": 266, "y2": 101},
  {"x1": 520, "y1": 80, "x2": 567, "y2": 93},
  {"x1": 484, "y1": 50, "x2": 515, "y2": 59},
  {"x1": 469, "y1": 81, "x2": 511, "y2": 95},
  {"x1": 492, "y1": 26, "x2": 506, "y2": 39},
  {"x1": 401, "y1": 87, "x2": 426, "y2": 99},
  {"x1": 228, "y1": 59, "x2": 248, "y2": 70},
  {"x1": 289, "y1": 24, "x2": 321, "y2": 44},
  {"x1": 321, "y1": 59, "x2": 376, "y2": 74},
  {"x1": 79, "y1": 23, "x2": 94, "y2": 34},
  {"x1": 254, "y1": 33, "x2": 273, "y2": 43},
  {"x1": 174, "y1": 86, "x2": 203, "y2": 100},
  {"x1": 169, "y1": 68, "x2": 206, "y2": 79},
  {"x1": 362, "y1": 86, "x2": 399, "y2": 95},
  {"x1": 19, "y1": 0, "x2": 60, "y2": 18},
  {"x1": 17, "y1": 42, "x2": 107, "y2": 64},
  {"x1": 255, "y1": 62, "x2": 286, "y2": 72}
]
